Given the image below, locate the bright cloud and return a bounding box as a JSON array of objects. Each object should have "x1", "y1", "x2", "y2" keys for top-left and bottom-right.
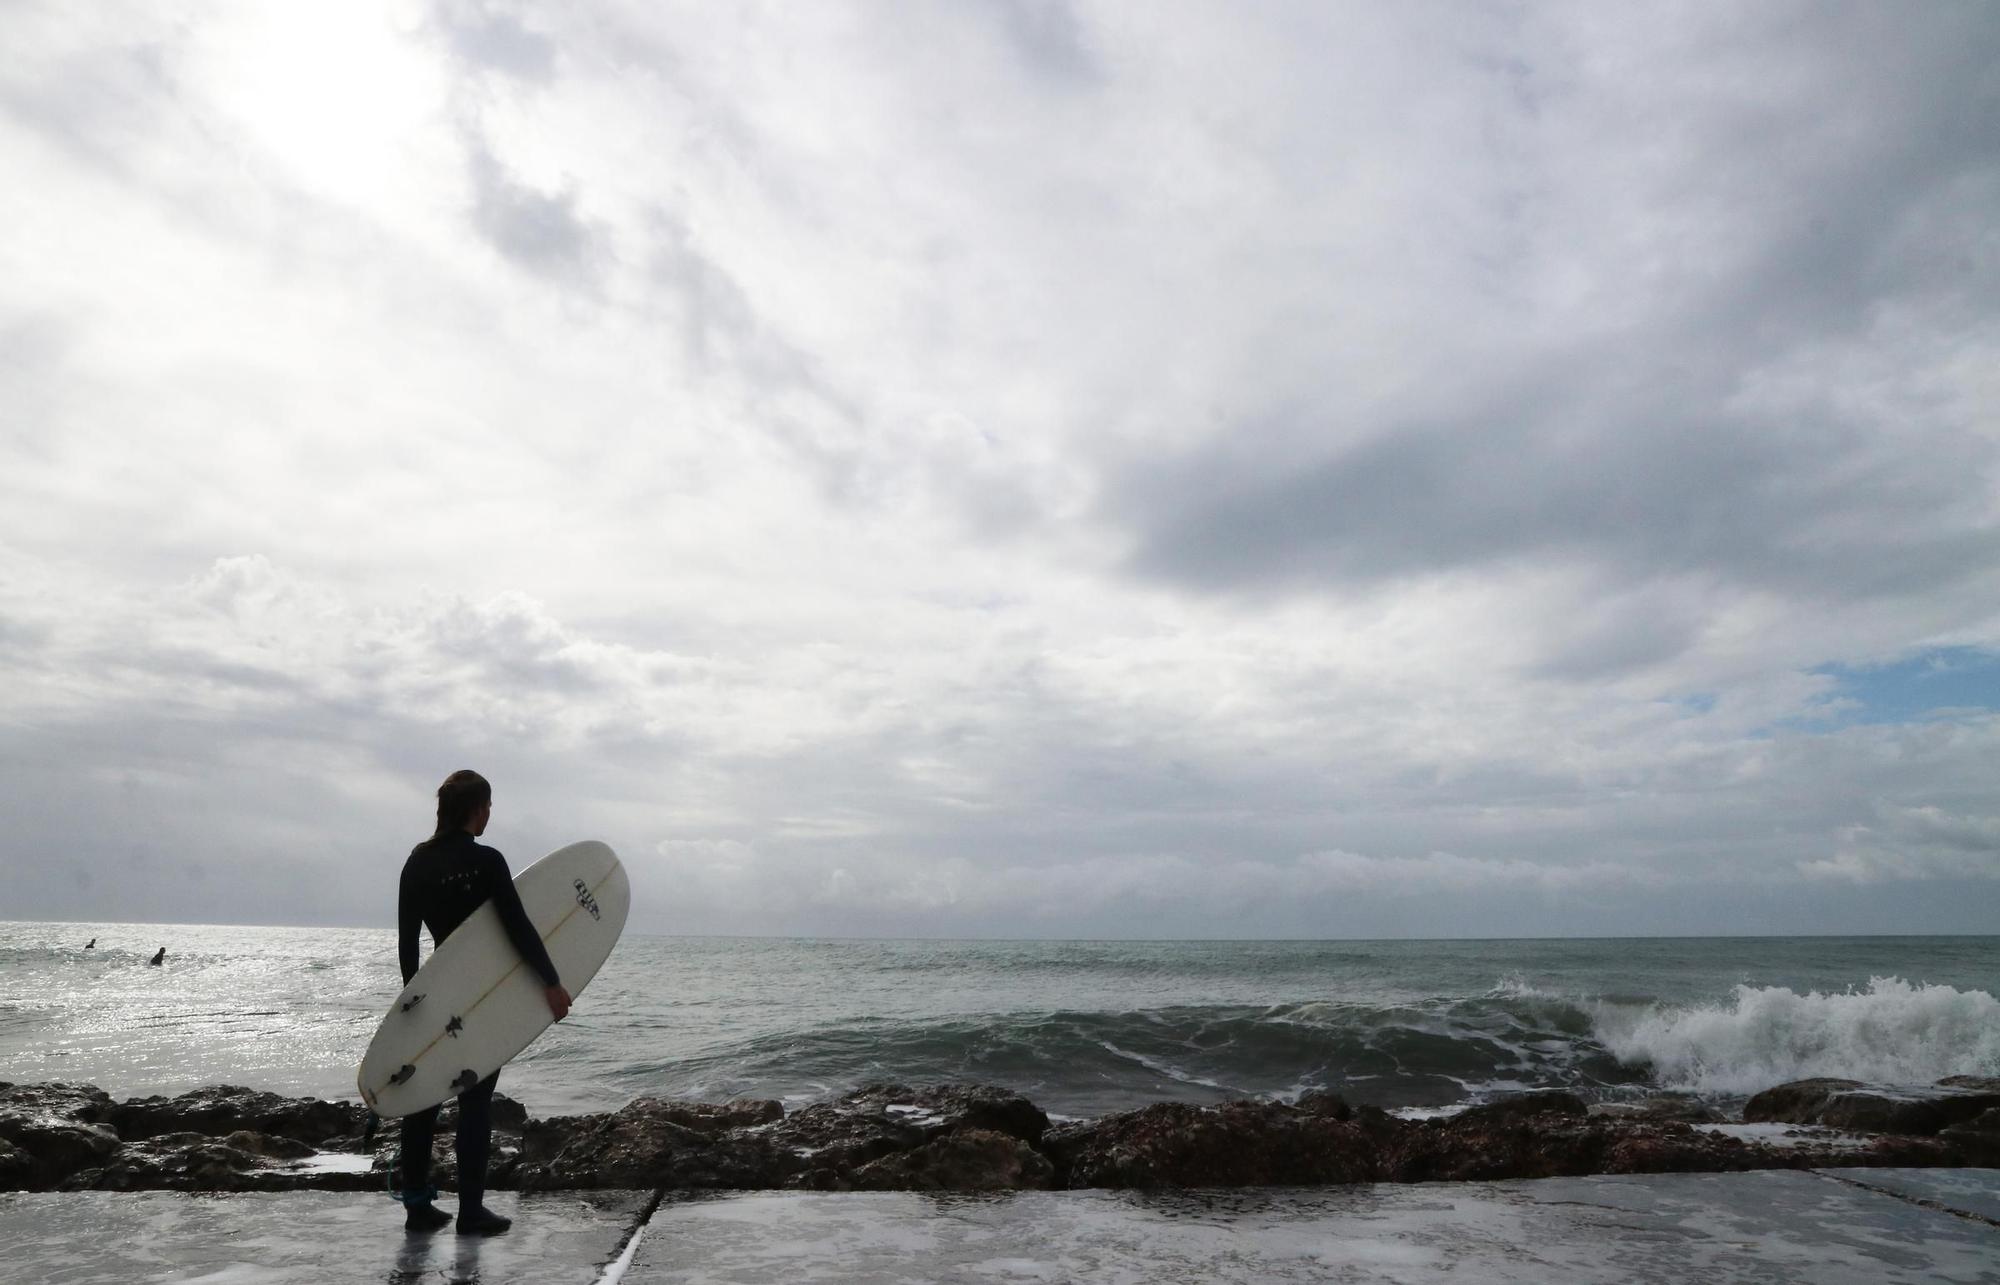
[{"x1": 2, "y1": 1, "x2": 1997, "y2": 936}]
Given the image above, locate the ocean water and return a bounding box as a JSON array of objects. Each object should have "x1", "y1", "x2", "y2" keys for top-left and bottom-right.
[{"x1": 1, "y1": 924, "x2": 1995, "y2": 1121}]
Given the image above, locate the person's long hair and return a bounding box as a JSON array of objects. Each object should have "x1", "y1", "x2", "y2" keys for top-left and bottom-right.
[{"x1": 433, "y1": 769, "x2": 491, "y2": 838}]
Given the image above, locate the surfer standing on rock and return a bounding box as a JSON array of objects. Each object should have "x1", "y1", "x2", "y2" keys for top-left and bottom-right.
[{"x1": 395, "y1": 769, "x2": 572, "y2": 1236}]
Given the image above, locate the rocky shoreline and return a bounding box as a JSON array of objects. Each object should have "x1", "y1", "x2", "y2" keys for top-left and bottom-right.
[{"x1": 2, "y1": 1077, "x2": 1996, "y2": 1195}]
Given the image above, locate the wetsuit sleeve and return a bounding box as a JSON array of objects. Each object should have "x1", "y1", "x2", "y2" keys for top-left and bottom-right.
[
  {"x1": 397, "y1": 861, "x2": 423, "y2": 985},
  {"x1": 486, "y1": 852, "x2": 562, "y2": 988}
]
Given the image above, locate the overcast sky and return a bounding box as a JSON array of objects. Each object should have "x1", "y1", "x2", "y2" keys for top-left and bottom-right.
[{"x1": 3, "y1": 1, "x2": 1997, "y2": 939}]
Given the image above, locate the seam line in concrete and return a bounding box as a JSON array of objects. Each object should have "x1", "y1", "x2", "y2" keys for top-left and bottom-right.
[
  {"x1": 1810, "y1": 1170, "x2": 2000, "y2": 1230},
  {"x1": 596, "y1": 1187, "x2": 668, "y2": 1284}
]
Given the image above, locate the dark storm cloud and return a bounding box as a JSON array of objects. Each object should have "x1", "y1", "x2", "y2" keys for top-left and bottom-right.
[{"x1": 1122, "y1": 362, "x2": 1998, "y2": 596}]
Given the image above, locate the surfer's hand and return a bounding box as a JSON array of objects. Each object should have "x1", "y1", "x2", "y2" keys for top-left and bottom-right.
[{"x1": 545, "y1": 984, "x2": 572, "y2": 1021}]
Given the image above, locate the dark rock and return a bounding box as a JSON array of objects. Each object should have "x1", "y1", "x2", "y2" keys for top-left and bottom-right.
[
  {"x1": 1452, "y1": 1092, "x2": 1589, "y2": 1125},
  {"x1": 1743, "y1": 1078, "x2": 2000, "y2": 1136},
  {"x1": 613, "y1": 1097, "x2": 781, "y2": 1138},
  {"x1": 1940, "y1": 1107, "x2": 2000, "y2": 1163},
  {"x1": 110, "y1": 1085, "x2": 361, "y2": 1145},
  {"x1": 515, "y1": 1099, "x2": 790, "y2": 1191},
  {"x1": 1741, "y1": 1078, "x2": 1865, "y2": 1124},
  {"x1": 761, "y1": 1083, "x2": 1047, "y2": 1184},
  {"x1": 0, "y1": 1136, "x2": 35, "y2": 1187},
  {"x1": 65, "y1": 1135, "x2": 266, "y2": 1192},
  {"x1": 60, "y1": 1128, "x2": 383, "y2": 1194},
  {"x1": 1392, "y1": 1105, "x2": 1609, "y2": 1183},
  {"x1": 221, "y1": 1131, "x2": 316, "y2": 1161},
  {"x1": 0, "y1": 1083, "x2": 123, "y2": 1189},
  {"x1": 1590, "y1": 1096, "x2": 1726, "y2": 1125},
  {"x1": 852, "y1": 1127, "x2": 1055, "y2": 1192},
  {"x1": 763, "y1": 1101, "x2": 926, "y2": 1176},
  {"x1": 1295, "y1": 1090, "x2": 1353, "y2": 1119},
  {"x1": 831, "y1": 1083, "x2": 1050, "y2": 1144},
  {"x1": 1055, "y1": 1100, "x2": 1379, "y2": 1189},
  {"x1": 437, "y1": 1092, "x2": 530, "y2": 1134}
]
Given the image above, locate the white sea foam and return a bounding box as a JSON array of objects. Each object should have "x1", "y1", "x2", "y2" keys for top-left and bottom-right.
[
  {"x1": 1095, "y1": 1040, "x2": 1234, "y2": 1093},
  {"x1": 1595, "y1": 976, "x2": 2000, "y2": 1095}
]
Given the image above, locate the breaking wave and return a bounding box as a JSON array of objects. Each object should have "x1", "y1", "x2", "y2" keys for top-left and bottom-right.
[{"x1": 1594, "y1": 976, "x2": 2000, "y2": 1095}]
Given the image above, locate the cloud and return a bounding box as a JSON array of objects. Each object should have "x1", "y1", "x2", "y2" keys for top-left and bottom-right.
[
  {"x1": 1798, "y1": 805, "x2": 2000, "y2": 884},
  {"x1": 464, "y1": 127, "x2": 605, "y2": 282},
  {"x1": 2, "y1": 3, "x2": 1997, "y2": 937}
]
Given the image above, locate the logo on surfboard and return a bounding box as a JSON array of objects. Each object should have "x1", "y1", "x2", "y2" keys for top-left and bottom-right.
[{"x1": 573, "y1": 878, "x2": 601, "y2": 921}]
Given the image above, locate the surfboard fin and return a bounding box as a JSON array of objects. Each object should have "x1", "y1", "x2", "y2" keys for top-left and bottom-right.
[
  {"x1": 388, "y1": 1064, "x2": 416, "y2": 1087},
  {"x1": 399, "y1": 993, "x2": 425, "y2": 1013},
  {"x1": 445, "y1": 1016, "x2": 463, "y2": 1038}
]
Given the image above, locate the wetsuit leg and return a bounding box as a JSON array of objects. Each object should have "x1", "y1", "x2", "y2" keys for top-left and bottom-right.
[
  {"x1": 399, "y1": 1104, "x2": 440, "y2": 1196},
  {"x1": 454, "y1": 1072, "x2": 499, "y2": 1211}
]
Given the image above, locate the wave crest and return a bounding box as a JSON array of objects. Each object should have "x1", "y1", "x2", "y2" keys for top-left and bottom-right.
[{"x1": 1597, "y1": 976, "x2": 2000, "y2": 1094}]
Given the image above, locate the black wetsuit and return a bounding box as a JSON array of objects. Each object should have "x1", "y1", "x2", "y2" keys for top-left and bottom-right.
[{"x1": 395, "y1": 831, "x2": 561, "y2": 1210}]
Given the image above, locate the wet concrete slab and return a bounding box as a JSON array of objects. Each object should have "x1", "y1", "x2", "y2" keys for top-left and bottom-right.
[
  {"x1": 625, "y1": 1170, "x2": 2000, "y2": 1284},
  {"x1": 1829, "y1": 1167, "x2": 2000, "y2": 1224},
  {"x1": 1, "y1": 1169, "x2": 1993, "y2": 1283},
  {"x1": 0, "y1": 1189, "x2": 648, "y2": 1284}
]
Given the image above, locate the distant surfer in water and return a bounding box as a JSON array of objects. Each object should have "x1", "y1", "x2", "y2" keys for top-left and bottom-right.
[
  {"x1": 395, "y1": 769, "x2": 571, "y2": 1237},
  {"x1": 148, "y1": 947, "x2": 164, "y2": 966},
  {"x1": 85, "y1": 938, "x2": 95, "y2": 949}
]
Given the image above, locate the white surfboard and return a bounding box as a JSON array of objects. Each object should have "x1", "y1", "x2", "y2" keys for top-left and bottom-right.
[{"x1": 358, "y1": 839, "x2": 629, "y2": 1117}]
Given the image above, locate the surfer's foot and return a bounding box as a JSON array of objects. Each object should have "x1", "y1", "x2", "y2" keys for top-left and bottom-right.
[
  {"x1": 456, "y1": 1206, "x2": 512, "y2": 1236},
  {"x1": 403, "y1": 1202, "x2": 452, "y2": 1233}
]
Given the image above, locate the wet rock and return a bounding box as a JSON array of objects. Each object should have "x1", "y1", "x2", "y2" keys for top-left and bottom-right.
[
  {"x1": 1590, "y1": 1096, "x2": 1726, "y2": 1125},
  {"x1": 1295, "y1": 1090, "x2": 1354, "y2": 1119},
  {"x1": 1455, "y1": 1092, "x2": 1589, "y2": 1125},
  {"x1": 764, "y1": 1102, "x2": 926, "y2": 1176},
  {"x1": 1053, "y1": 1100, "x2": 1380, "y2": 1189},
  {"x1": 1939, "y1": 1107, "x2": 2000, "y2": 1163},
  {"x1": 61, "y1": 1127, "x2": 389, "y2": 1194},
  {"x1": 60, "y1": 1133, "x2": 311, "y2": 1193},
  {"x1": 1743, "y1": 1078, "x2": 2000, "y2": 1136},
  {"x1": 436, "y1": 1091, "x2": 530, "y2": 1134},
  {"x1": 514, "y1": 1098, "x2": 790, "y2": 1191},
  {"x1": 0, "y1": 1083, "x2": 123, "y2": 1189},
  {"x1": 0, "y1": 1136, "x2": 34, "y2": 1187},
  {"x1": 110, "y1": 1085, "x2": 361, "y2": 1145},
  {"x1": 843, "y1": 1083, "x2": 1050, "y2": 1145},
  {"x1": 1390, "y1": 1099, "x2": 1609, "y2": 1183},
  {"x1": 1600, "y1": 1126, "x2": 1766, "y2": 1175},
  {"x1": 612, "y1": 1097, "x2": 782, "y2": 1138},
  {"x1": 761, "y1": 1083, "x2": 1044, "y2": 1182},
  {"x1": 220, "y1": 1130, "x2": 316, "y2": 1161},
  {"x1": 852, "y1": 1127, "x2": 1055, "y2": 1192},
  {"x1": 1741, "y1": 1078, "x2": 1864, "y2": 1125}
]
